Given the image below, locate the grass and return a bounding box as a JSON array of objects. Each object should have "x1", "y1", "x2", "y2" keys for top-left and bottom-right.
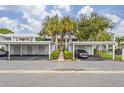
[{"x1": 101, "y1": 52, "x2": 122, "y2": 61}]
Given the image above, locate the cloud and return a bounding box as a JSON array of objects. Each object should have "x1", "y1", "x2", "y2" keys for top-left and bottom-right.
[
  {"x1": 0, "y1": 5, "x2": 65, "y2": 33},
  {"x1": 0, "y1": 6, "x2": 48, "y2": 33},
  {"x1": 18, "y1": 6, "x2": 48, "y2": 32},
  {"x1": 0, "y1": 5, "x2": 124, "y2": 36},
  {"x1": 54, "y1": 5, "x2": 71, "y2": 13},
  {"x1": 77, "y1": 6, "x2": 94, "y2": 18},
  {"x1": 0, "y1": 17, "x2": 19, "y2": 32},
  {"x1": 0, "y1": 16, "x2": 34, "y2": 33},
  {"x1": 104, "y1": 14, "x2": 121, "y2": 23},
  {"x1": 20, "y1": 6, "x2": 47, "y2": 21},
  {"x1": 103, "y1": 13, "x2": 124, "y2": 35},
  {"x1": 113, "y1": 20, "x2": 124, "y2": 35},
  {"x1": 49, "y1": 9, "x2": 63, "y2": 18}
]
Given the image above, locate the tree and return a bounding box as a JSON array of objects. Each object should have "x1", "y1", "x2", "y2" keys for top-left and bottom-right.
[
  {"x1": 61, "y1": 16, "x2": 76, "y2": 49},
  {"x1": 0, "y1": 28, "x2": 14, "y2": 34},
  {"x1": 75, "y1": 12, "x2": 113, "y2": 41},
  {"x1": 40, "y1": 15, "x2": 62, "y2": 49},
  {"x1": 116, "y1": 36, "x2": 124, "y2": 49}
]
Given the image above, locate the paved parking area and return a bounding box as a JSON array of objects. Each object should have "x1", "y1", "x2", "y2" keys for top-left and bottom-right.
[
  {"x1": 0, "y1": 55, "x2": 49, "y2": 61},
  {"x1": 76, "y1": 55, "x2": 104, "y2": 61}
]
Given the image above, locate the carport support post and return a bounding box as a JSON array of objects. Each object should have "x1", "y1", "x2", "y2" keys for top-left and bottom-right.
[
  {"x1": 49, "y1": 43, "x2": 51, "y2": 60},
  {"x1": 91, "y1": 45, "x2": 94, "y2": 55},
  {"x1": 8, "y1": 44, "x2": 10, "y2": 60},
  {"x1": 122, "y1": 48, "x2": 124, "y2": 61},
  {"x1": 20, "y1": 44, "x2": 22, "y2": 56},
  {"x1": 73, "y1": 44, "x2": 75, "y2": 60},
  {"x1": 112, "y1": 44, "x2": 115, "y2": 60},
  {"x1": 106, "y1": 44, "x2": 109, "y2": 52}
]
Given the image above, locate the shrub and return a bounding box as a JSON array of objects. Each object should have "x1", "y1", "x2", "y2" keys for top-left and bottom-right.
[
  {"x1": 0, "y1": 28, "x2": 14, "y2": 34},
  {"x1": 50, "y1": 50, "x2": 60, "y2": 60},
  {"x1": 101, "y1": 53, "x2": 112, "y2": 60},
  {"x1": 63, "y1": 50, "x2": 72, "y2": 59},
  {"x1": 0, "y1": 47, "x2": 5, "y2": 51},
  {"x1": 35, "y1": 37, "x2": 44, "y2": 41},
  {"x1": 115, "y1": 55, "x2": 122, "y2": 61}
]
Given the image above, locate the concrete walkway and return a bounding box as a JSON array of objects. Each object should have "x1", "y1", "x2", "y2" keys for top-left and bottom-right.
[{"x1": 58, "y1": 51, "x2": 64, "y2": 62}]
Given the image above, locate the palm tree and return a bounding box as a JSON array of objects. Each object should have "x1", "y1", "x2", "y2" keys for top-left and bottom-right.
[
  {"x1": 61, "y1": 16, "x2": 75, "y2": 49},
  {"x1": 41, "y1": 15, "x2": 62, "y2": 50}
]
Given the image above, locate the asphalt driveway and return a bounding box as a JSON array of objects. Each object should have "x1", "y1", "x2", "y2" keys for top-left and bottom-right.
[
  {"x1": 76, "y1": 55, "x2": 104, "y2": 61},
  {"x1": 0, "y1": 55, "x2": 49, "y2": 61}
]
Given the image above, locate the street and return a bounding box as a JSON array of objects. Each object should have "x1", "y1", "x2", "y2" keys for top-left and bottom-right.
[
  {"x1": 0, "y1": 72, "x2": 124, "y2": 87},
  {"x1": 0, "y1": 60, "x2": 124, "y2": 87}
]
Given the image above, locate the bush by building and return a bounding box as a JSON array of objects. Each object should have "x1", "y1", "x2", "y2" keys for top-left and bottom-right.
[
  {"x1": 50, "y1": 50, "x2": 60, "y2": 60},
  {"x1": 63, "y1": 50, "x2": 73, "y2": 59}
]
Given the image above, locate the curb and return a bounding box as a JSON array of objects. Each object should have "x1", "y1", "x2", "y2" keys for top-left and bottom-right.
[{"x1": 0, "y1": 70, "x2": 124, "y2": 74}]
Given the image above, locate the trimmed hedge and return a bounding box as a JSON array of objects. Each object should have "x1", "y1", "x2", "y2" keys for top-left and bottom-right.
[
  {"x1": 63, "y1": 50, "x2": 73, "y2": 59},
  {"x1": 50, "y1": 50, "x2": 60, "y2": 60}
]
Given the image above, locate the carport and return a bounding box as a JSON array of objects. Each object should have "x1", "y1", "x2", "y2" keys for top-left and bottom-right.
[
  {"x1": 0, "y1": 41, "x2": 55, "y2": 60},
  {"x1": 120, "y1": 42, "x2": 124, "y2": 61},
  {"x1": 68, "y1": 41, "x2": 116, "y2": 60}
]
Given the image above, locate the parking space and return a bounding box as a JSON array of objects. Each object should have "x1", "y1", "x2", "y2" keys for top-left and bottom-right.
[
  {"x1": 76, "y1": 55, "x2": 104, "y2": 61},
  {"x1": 0, "y1": 55, "x2": 49, "y2": 61}
]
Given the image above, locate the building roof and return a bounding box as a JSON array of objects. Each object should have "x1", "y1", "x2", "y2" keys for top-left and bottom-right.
[
  {"x1": 44, "y1": 35, "x2": 77, "y2": 39},
  {"x1": 68, "y1": 41, "x2": 116, "y2": 45},
  {"x1": 0, "y1": 33, "x2": 38, "y2": 38},
  {"x1": 0, "y1": 41, "x2": 53, "y2": 45}
]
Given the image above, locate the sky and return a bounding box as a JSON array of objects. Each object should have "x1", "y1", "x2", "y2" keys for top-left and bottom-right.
[{"x1": 0, "y1": 5, "x2": 124, "y2": 36}]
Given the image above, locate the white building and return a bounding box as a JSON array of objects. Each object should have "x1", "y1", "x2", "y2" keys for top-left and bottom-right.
[
  {"x1": 0, "y1": 33, "x2": 117, "y2": 61},
  {"x1": 0, "y1": 33, "x2": 55, "y2": 60}
]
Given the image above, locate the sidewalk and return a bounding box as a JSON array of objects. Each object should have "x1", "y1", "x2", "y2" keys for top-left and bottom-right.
[{"x1": 58, "y1": 51, "x2": 64, "y2": 62}]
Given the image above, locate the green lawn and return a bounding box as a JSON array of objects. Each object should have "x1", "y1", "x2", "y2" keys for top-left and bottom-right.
[
  {"x1": 101, "y1": 52, "x2": 122, "y2": 61},
  {"x1": 95, "y1": 50, "x2": 122, "y2": 61}
]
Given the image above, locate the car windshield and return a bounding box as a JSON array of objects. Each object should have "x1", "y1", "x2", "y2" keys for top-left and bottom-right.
[{"x1": 76, "y1": 49, "x2": 87, "y2": 53}]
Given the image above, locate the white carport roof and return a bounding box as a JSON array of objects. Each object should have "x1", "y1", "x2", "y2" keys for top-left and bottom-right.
[
  {"x1": 0, "y1": 33, "x2": 38, "y2": 38},
  {"x1": 68, "y1": 41, "x2": 116, "y2": 45},
  {"x1": 0, "y1": 41, "x2": 53, "y2": 45}
]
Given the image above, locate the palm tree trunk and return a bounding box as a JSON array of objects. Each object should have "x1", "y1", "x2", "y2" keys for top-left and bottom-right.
[
  {"x1": 55, "y1": 34, "x2": 58, "y2": 50},
  {"x1": 61, "y1": 37, "x2": 63, "y2": 51},
  {"x1": 65, "y1": 33, "x2": 68, "y2": 49}
]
